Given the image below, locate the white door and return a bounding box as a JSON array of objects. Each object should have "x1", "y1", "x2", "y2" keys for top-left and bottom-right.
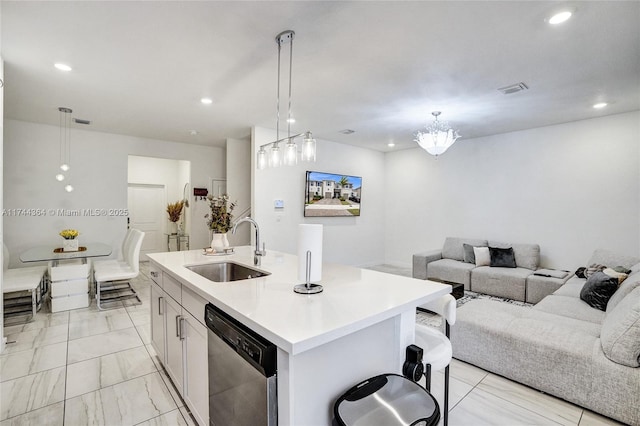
[{"x1": 128, "y1": 184, "x2": 165, "y2": 259}]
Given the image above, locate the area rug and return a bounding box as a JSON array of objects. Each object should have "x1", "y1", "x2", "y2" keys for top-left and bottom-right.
[{"x1": 416, "y1": 291, "x2": 533, "y2": 327}]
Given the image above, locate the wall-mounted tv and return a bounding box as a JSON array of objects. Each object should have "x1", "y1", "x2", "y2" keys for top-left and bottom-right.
[{"x1": 304, "y1": 171, "x2": 362, "y2": 217}]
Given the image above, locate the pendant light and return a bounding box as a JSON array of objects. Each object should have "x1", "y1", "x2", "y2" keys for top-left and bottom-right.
[
  {"x1": 256, "y1": 30, "x2": 317, "y2": 169},
  {"x1": 57, "y1": 107, "x2": 74, "y2": 192}
]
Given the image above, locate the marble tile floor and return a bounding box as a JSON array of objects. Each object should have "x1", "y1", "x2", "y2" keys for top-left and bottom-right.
[
  {"x1": 1, "y1": 263, "x2": 196, "y2": 426},
  {"x1": 1, "y1": 262, "x2": 625, "y2": 425}
]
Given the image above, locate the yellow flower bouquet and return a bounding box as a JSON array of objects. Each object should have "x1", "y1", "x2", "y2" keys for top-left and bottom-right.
[{"x1": 59, "y1": 229, "x2": 79, "y2": 240}]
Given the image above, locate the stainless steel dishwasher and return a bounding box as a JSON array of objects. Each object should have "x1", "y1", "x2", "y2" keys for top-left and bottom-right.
[{"x1": 205, "y1": 303, "x2": 277, "y2": 426}]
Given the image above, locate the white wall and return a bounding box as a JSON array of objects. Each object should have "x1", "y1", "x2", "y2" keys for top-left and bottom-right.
[
  {"x1": 3, "y1": 119, "x2": 224, "y2": 267},
  {"x1": 384, "y1": 111, "x2": 640, "y2": 270},
  {"x1": 226, "y1": 137, "x2": 251, "y2": 247},
  {"x1": 252, "y1": 126, "x2": 386, "y2": 266}
]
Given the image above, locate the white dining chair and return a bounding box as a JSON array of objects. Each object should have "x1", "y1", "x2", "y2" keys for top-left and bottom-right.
[
  {"x1": 415, "y1": 294, "x2": 456, "y2": 426},
  {"x1": 3, "y1": 243, "x2": 48, "y2": 321},
  {"x1": 93, "y1": 229, "x2": 145, "y2": 310},
  {"x1": 92, "y1": 228, "x2": 134, "y2": 271}
]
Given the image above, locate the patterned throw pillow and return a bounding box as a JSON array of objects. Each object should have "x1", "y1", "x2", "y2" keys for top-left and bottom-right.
[
  {"x1": 603, "y1": 268, "x2": 629, "y2": 284},
  {"x1": 584, "y1": 264, "x2": 607, "y2": 278},
  {"x1": 575, "y1": 267, "x2": 587, "y2": 279}
]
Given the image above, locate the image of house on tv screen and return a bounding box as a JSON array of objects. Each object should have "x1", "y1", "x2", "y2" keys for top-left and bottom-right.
[{"x1": 304, "y1": 171, "x2": 362, "y2": 217}]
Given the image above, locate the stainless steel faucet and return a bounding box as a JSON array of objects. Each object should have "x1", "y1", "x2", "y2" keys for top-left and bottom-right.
[{"x1": 232, "y1": 217, "x2": 266, "y2": 265}]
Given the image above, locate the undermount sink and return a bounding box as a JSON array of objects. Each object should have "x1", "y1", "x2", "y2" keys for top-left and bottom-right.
[{"x1": 186, "y1": 262, "x2": 270, "y2": 282}]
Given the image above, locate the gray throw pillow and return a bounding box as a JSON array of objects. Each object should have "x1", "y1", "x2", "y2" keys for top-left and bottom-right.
[
  {"x1": 580, "y1": 271, "x2": 618, "y2": 311},
  {"x1": 489, "y1": 246, "x2": 517, "y2": 268},
  {"x1": 462, "y1": 243, "x2": 477, "y2": 264}
]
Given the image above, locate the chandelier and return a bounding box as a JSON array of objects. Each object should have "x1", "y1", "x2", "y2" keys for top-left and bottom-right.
[
  {"x1": 414, "y1": 111, "x2": 460, "y2": 158},
  {"x1": 257, "y1": 30, "x2": 316, "y2": 170}
]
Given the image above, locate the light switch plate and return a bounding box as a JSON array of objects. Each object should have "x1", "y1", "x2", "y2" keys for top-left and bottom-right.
[{"x1": 274, "y1": 199, "x2": 284, "y2": 209}]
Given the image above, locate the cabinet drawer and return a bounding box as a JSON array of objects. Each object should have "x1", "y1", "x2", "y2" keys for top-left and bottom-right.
[
  {"x1": 182, "y1": 285, "x2": 207, "y2": 324},
  {"x1": 163, "y1": 272, "x2": 182, "y2": 303}
]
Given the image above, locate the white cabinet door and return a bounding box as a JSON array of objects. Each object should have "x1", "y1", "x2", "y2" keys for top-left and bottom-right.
[
  {"x1": 183, "y1": 312, "x2": 209, "y2": 426},
  {"x1": 150, "y1": 281, "x2": 166, "y2": 365},
  {"x1": 165, "y1": 295, "x2": 184, "y2": 395}
]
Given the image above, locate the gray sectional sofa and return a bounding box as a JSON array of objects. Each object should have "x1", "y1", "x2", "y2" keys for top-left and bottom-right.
[
  {"x1": 451, "y1": 249, "x2": 640, "y2": 425},
  {"x1": 413, "y1": 237, "x2": 552, "y2": 302}
]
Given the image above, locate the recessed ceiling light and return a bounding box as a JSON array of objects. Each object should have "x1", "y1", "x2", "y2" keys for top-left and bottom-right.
[
  {"x1": 387, "y1": 142, "x2": 395, "y2": 147},
  {"x1": 548, "y1": 10, "x2": 573, "y2": 25},
  {"x1": 593, "y1": 102, "x2": 608, "y2": 109},
  {"x1": 189, "y1": 130, "x2": 199, "y2": 136},
  {"x1": 200, "y1": 98, "x2": 213, "y2": 105},
  {"x1": 54, "y1": 63, "x2": 72, "y2": 72}
]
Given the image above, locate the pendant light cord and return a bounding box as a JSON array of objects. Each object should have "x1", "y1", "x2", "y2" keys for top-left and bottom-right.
[
  {"x1": 287, "y1": 35, "x2": 293, "y2": 139},
  {"x1": 59, "y1": 110, "x2": 64, "y2": 166},
  {"x1": 276, "y1": 38, "x2": 281, "y2": 145}
]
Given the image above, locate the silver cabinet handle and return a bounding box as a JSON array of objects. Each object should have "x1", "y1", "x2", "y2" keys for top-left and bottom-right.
[
  {"x1": 179, "y1": 317, "x2": 186, "y2": 341},
  {"x1": 150, "y1": 271, "x2": 159, "y2": 278},
  {"x1": 176, "y1": 315, "x2": 181, "y2": 338},
  {"x1": 158, "y1": 296, "x2": 164, "y2": 315}
]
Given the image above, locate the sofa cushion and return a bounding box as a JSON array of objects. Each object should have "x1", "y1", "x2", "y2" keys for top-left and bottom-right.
[
  {"x1": 426, "y1": 258, "x2": 476, "y2": 289},
  {"x1": 471, "y1": 266, "x2": 531, "y2": 301},
  {"x1": 534, "y1": 294, "x2": 605, "y2": 324},
  {"x1": 489, "y1": 247, "x2": 517, "y2": 268},
  {"x1": 580, "y1": 271, "x2": 619, "y2": 311},
  {"x1": 552, "y1": 276, "x2": 585, "y2": 298},
  {"x1": 442, "y1": 237, "x2": 488, "y2": 261},
  {"x1": 600, "y1": 286, "x2": 640, "y2": 367},
  {"x1": 526, "y1": 274, "x2": 572, "y2": 305},
  {"x1": 488, "y1": 241, "x2": 540, "y2": 270},
  {"x1": 452, "y1": 299, "x2": 596, "y2": 407},
  {"x1": 607, "y1": 271, "x2": 640, "y2": 312},
  {"x1": 520, "y1": 308, "x2": 602, "y2": 337},
  {"x1": 588, "y1": 249, "x2": 640, "y2": 270}
]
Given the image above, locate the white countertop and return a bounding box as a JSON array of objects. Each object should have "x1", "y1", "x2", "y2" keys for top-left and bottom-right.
[{"x1": 147, "y1": 246, "x2": 450, "y2": 355}]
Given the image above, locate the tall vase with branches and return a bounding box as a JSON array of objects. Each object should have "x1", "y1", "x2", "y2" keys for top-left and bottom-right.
[
  {"x1": 166, "y1": 200, "x2": 184, "y2": 235},
  {"x1": 205, "y1": 194, "x2": 236, "y2": 251}
]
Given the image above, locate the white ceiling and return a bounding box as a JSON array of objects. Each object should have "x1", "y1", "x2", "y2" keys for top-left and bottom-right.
[{"x1": 2, "y1": 1, "x2": 639, "y2": 151}]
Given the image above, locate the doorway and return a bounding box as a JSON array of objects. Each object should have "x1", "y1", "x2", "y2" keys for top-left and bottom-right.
[
  {"x1": 128, "y1": 184, "x2": 165, "y2": 260},
  {"x1": 128, "y1": 156, "x2": 191, "y2": 258}
]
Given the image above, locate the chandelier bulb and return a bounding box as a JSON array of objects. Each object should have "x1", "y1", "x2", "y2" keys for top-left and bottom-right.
[
  {"x1": 60, "y1": 163, "x2": 70, "y2": 172},
  {"x1": 64, "y1": 184, "x2": 74, "y2": 193},
  {"x1": 55, "y1": 173, "x2": 65, "y2": 182}
]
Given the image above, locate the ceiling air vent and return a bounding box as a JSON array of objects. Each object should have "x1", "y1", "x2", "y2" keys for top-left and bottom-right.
[
  {"x1": 339, "y1": 129, "x2": 355, "y2": 134},
  {"x1": 73, "y1": 118, "x2": 91, "y2": 125},
  {"x1": 498, "y1": 82, "x2": 529, "y2": 95}
]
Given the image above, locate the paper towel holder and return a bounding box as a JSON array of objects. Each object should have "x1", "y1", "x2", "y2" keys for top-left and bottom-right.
[{"x1": 294, "y1": 250, "x2": 323, "y2": 294}]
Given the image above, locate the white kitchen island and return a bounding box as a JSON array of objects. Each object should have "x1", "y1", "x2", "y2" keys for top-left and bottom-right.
[{"x1": 148, "y1": 246, "x2": 450, "y2": 426}]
